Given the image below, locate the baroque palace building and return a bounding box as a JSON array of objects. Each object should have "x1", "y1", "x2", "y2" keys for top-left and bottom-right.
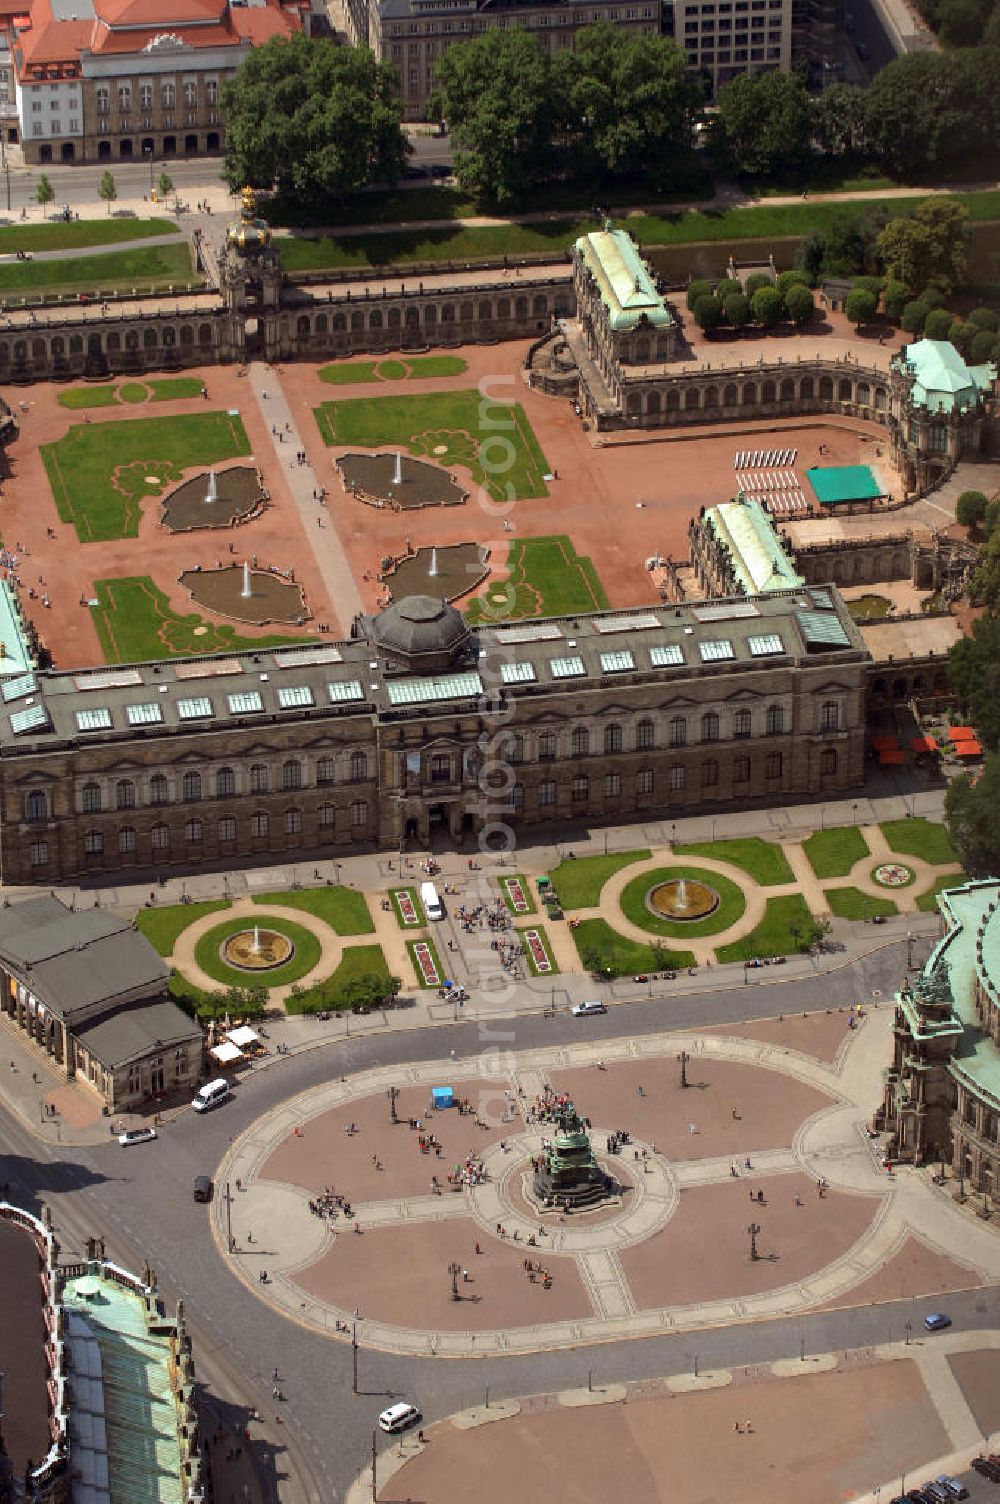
[{"x1": 0, "y1": 589, "x2": 870, "y2": 883}]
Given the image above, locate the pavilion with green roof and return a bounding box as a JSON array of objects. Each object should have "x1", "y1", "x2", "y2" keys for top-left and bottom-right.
[
  {"x1": 572, "y1": 226, "x2": 680, "y2": 374},
  {"x1": 690, "y1": 496, "x2": 805, "y2": 598},
  {"x1": 889, "y1": 338, "x2": 996, "y2": 494}
]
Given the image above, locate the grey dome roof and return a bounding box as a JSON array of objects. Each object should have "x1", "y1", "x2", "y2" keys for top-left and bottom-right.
[{"x1": 372, "y1": 595, "x2": 470, "y2": 662}]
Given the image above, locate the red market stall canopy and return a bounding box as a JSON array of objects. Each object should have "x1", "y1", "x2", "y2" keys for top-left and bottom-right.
[
  {"x1": 953, "y1": 739, "x2": 982, "y2": 758},
  {"x1": 947, "y1": 726, "x2": 975, "y2": 742},
  {"x1": 879, "y1": 749, "x2": 906, "y2": 766},
  {"x1": 911, "y1": 735, "x2": 938, "y2": 753}
]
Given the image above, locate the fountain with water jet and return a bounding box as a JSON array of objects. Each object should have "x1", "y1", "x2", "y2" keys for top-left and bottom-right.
[
  {"x1": 204, "y1": 468, "x2": 219, "y2": 505},
  {"x1": 392, "y1": 451, "x2": 403, "y2": 488},
  {"x1": 428, "y1": 547, "x2": 439, "y2": 578},
  {"x1": 241, "y1": 562, "x2": 252, "y2": 599}
]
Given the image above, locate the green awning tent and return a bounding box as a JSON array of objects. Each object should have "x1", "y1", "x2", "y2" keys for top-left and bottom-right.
[{"x1": 806, "y1": 465, "x2": 882, "y2": 506}]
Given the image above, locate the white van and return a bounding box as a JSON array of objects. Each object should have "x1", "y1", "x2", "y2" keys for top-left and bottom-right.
[
  {"x1": 192, "y1": 1078, "x2": 232, "y2": 1114},
  {"x1": 420, "y1": 881, "x2": 444, "y2": 921},
  {"x1": 378, "y1": 1402, "x2": 421, "y2": 1434}
]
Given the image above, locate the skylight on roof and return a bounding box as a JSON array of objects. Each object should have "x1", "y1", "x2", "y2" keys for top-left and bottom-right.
[
  {"x1": 385, "y1": 671, "x2": 482, "y2": 707},
  {"x1": 595, "y1": 613, "x2": 659, "y2": 634},
  {"x1": 650, "y1": 644, "x2": 684, "y2": 668},
  {"x1": 274, "y1": 645, "x2": 344, "y2": 668},
  {"x1": 2, "y1": 673, "x2": 36, "y2": 703},
  {"x1": 699, "y1": 639, "x2": 735, "y2": 662},
  {"x1": 328, "y1": 680, "x2": 365, "y2": 704},
  {"x1": 75, "y1": 707, "x2": 112, "y2": 732},
  {"x1": 177, "y1": 696, "x2": 213, "y2": 720},
  {"x1": 501, "y1": 662, "x2": 537, "y2": 684},
  {"x1": 277, "y1": 684, "x2": 315, "y2": 709},
  {"x1": 10, "y1": 703, "x2": 49, "y2": 735},
  {"x1": 126, "y1": 701, "x2": 164, "y2": 726},
  {"x1": 550, "y1": 655, "x2": 586, "y2": 679},
  {"x1": 797, "y1": 610, "x2": 851, "y2": 649},
  {"x1": 748, "y1": 633, "x2": 785, "y2": 657},
  {"x1": 227, "y1": 691, "x2": 264, "y2": 715},
  {"x1": 600, "y1": 650, "x2": 635, "y2": 673}
]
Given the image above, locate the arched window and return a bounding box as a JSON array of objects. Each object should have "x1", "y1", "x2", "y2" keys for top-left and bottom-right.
[
  {"x1": 118, "y1": 827, "x2": 136, "y2": 854},
  {"x1": 350, "y1": 800, "x2": 368, "y2": 826},
  {"x1": 765, "y1": 705, "x2": 784, "y2": 736},
  {"x1": 820, "y1": 701, "x2": 839, "y2": 733},
  {"x1": 538, "y1": 732, "x2": 556, "y2": 761},
  {"x1": 316, "y1": 757, "x2": 335, "y2": 786},
  {"x1": 116, "y1": 779, "x2": 135, "y2": 810},
  {"x1": 285, "y1": 808, "x2": 302, "y2": 834},
  {"x1": 700, "y1": 712, "x2": 720, "y2": 743},
  {"x1": 538, "y1": 781, "x2": 556, "y2": 807},
  {"x1": 669, "y1": 717, "x2": 687, "y2": 747},
  {"x1": 25, "y1": 790, "x2": 47, "y2": 822},
  {"x1": 185, "y1": 818, "x2": 203, "y2": 843},
  {"x1": 216, "y1": 767, "x2": 236, "y2": 798},
  {"x1": 249, "y1": 763, "x2": 269, "y2": 794},
  {"x1": 82, "y1": 782, "x2": 102, "y2": 813},
  {"x1": 571, "y1": 727, "x2": 589, "y2": 757},
  {"x1": 251, "y1": 811, "x2": 269, "y2": 838},
  {"x1": 604, "y1": 724, "x2": 622, "y2": 754},
  {"x1": 349, "y1": 751, "x2": 367, "y2": 783},
  {"x1": 734, "y1": 708, "x2": 751, "y2": 739},
  {"x1": 318, "y1": 803, "x2": 336, "y2": 829},
  {"x1": 668, "y1": 764, "x2": 686, "y2": 791},
  {"x1": 702, "y1": 758, "x2": 719, "y2": 787},
  {"x1": 218, "y1": 817, "x2": 236, "y2": 842},
  {"x1": 149, "y1": 774, "x2": 169, "y2": 806},
  {"x1": 84, "y1": 830, "x2": 103, "y2": 855},
  {"x1": 636, "y1": 718, "x2": 654, "y2": 751},
  {"x1": 151, "y1": 823, "x2": 169, "y2": 850},
  {"x1": 182, "y1": 770, "x2": 202, "y2": 802},
  {"x1": 572, "y1": 774, "x2": 589, "y2": 803},
  {"x1": 282, "y1": 760, "x2": 303, "y2": 791}
]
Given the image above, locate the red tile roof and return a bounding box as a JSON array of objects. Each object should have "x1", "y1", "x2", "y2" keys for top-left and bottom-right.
[{"x1": 92, "y1": 0, "x2": 225, "y2": 21}]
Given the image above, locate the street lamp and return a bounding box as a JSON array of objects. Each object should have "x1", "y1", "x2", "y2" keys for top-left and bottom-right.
[{"x1": 448, "y1": 1261, "x2": 462, "y2": 1301}]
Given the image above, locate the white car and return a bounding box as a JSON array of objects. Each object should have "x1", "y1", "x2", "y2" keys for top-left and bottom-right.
[
  {"x1": 378, "y1": 1402, "x2": 421, "y2": 1434},
  {"x1": 118, "y1": 1126, "x2": 157, "y2": 1147},
  {"x1": 571, "y1": 1000, "x2": 607, "y2": 1017}
]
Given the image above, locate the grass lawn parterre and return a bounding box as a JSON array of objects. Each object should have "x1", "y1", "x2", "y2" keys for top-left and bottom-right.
[
  {"x1": 318, "y1": 355, "x2": 468, "y2": 384},
  {"x1": 571, "y1": 917, "x2": 695, "y2": 977},
  {"x1": 879, "y1": 818, "x2": 958, "y2": 866},
  {"x1": 824, "y1": 886, "x2": 899, "y2": 920},
  {"x1": 42, "y1": 411, "x2": 252, "y2": 541},
  {"x1": 547, "y1": 850, "x2": 651, "y2": 910},
  {"x1": 250, "y1": 886, "x2": 374, "y2": 935},
  {"x1": 391, "y1": 886, "x2": 425, "y2": 927},
  {"x1": 466, "y1": 535, "x2": 608, "y2": 624},
  {"x1": 674, "y1": 837, "x2": 793, "y2": 886},
  {"x1": 57, "y1": 377, "x2": 205, "y2": 410},
  {"x1": 917, "y1": 873, "x2": 969, "y2": 912},
  {"x1": 285, "y1": 943, "x2": 393, "y2": 1014},
  {"x1": 619, "y1": 864, "x2": 746, "y2": 939},
  {"x1": 0, "y1": 241, "x2": 197, "y2": 296},
  {"x1": 90, "y1": 576, "x2": 307, "y2": 663},
  {"x1": 803, "y1": 827, "x2": 870, "y2": 879},
  {"x1": 313, "y1": 389, "x2": 550, "y2": 503},
  {"x1": 136, "y1": 899, "x2": 231, "y2": 956},
  {"x1": 518, "y1": 925, "x2": 559, "y2": 976},
  {"x1": 193, "y1": 915, "x2": 322, "y2": 990},
  {"x1": 716, "y1": 895, "x2": 816, "y2": 963},
  {"x1": 406, "y1": 935, "x2": 445, "y2": 988},
  {"x1": 0, "y1": 218, "x2": 178, "y2": 252}
]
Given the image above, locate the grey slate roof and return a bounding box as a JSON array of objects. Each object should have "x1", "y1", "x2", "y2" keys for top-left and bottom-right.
[{"x1": 74, "y1": 998, "x2": 201, "y2": 1070}]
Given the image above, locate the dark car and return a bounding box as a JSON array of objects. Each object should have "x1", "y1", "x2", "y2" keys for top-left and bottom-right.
[
  {"x1": 193, "y1": 1175, "x2": 214, "y2": 1203},
  {"x1": 402, "y1": 164, "x2": 430, "y2": 180},
  {"x1": 924, "y1": 1312, "x2": 952, "y2": 1332},
  {"x1": 429, "y1": 164, "x2": 451, "y2": 179}
]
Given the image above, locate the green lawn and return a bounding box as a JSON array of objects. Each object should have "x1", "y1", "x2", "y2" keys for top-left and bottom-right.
[
  {"x1": 674, "y1": 838, "x2": 793, "y2": 886},
  {"x1": 90, "y1": 576, "x2": 308, "y2": 664},
  {"x1": 314, "y1": 389, "x2": 549, "y2": 503},
  {"x1": 318, "y1": 354, "x2": 468, "y2": 384},
  {"x1": 546, "y1": 850, "x2": 651, "y2": 910},
  {"x1": 518, "y1": 925, "x2": 559, "y2": 975},
  {"x1": 716, "y1": 895, "x2": 816, "y2": 963},
  {"x1": 58, "y1": 377, "x2": 205, "y2": 410},
  {"x1": 571, "y1": 917, "x2": 695, "y2": 977},
  {"x1": 0, "y1": 242, "x2": 197, "y2": 296},
  {"x1": 250, "y1": 886, "x2": 374, "y2": 935},
  {"x1": 274, "y1": 189, "x2": 1000, "y2": 272},
  {"x1": 285, "y1": 943, "x2": 392, "y2": 1013},
  {"x1": 500, "y1": 874, "x2": 537, "y2": 916},
  {"x1": 879, "y1": 818, "x2": 958, "y2": 866},
  {"x1": 193, "y1": 914, "x2": 322, "y2": 990},
  {"x1": 42, "y1": 410, "x2": 252, "y2": 541},
  {"x1": 407, "y1": 935, "x2": 445, "y2": 987},
  {"x1": 466, "y1": 535, "x2": 608, "y2": 625},
  {"x1": 916, "y1": 873, "x2": 968, "y2": 912},
  {"x1": 0, "y1": 218, "x2": 178, "y2": 253},
  {"x1": 619, "y1": 865, "x2": 746, "y2": 939},
  {"x1": 391, "y1": 886, "x2": 425, "y2": 927},
  {"x1": 803, "y1": 827, "x2": 870, "y2": 879},
  {"x1": 824, "y1": 886, "x2": 899, "y2": 920},
  {"x1": 136, "y1": 899, "x2": 231, "y2": 956}
]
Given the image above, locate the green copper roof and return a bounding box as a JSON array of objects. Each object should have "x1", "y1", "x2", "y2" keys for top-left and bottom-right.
[
  {"x1": 898, "y1": 338, "x2": 995, "y2": 415},
  {"x1": 576, "y1": 229, "x2": 673, "y2": 332},
  {"x1": 927, "y1": 881, "x2": 1000, "y2": 1104},
  {"x1": 705, "y1": 497, "x2": 804, "y2": 595},
  {"x1": 0, "y1": 579, "x2": 34, "y2": 678}
]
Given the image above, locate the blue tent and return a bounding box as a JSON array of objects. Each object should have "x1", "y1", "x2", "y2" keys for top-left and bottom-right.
[{"x1": 432, "y1": 1086, "x2": 454, "y2": 1109}]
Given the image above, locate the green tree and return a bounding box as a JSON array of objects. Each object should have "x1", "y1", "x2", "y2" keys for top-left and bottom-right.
[
  {"x1": 714, "y1": 70, "x2": 812, "y2": 177},
  {"x1": 693, "y1": 293, "x2": 724, "y2": 331},
  {"x1": 750, "y1": 285, "x2": 784, "y2": 326},
  {"x1": 156, "y1": 171, "x2": 174, "y2": 200},
  {"x1": 99, "y1": 170, "x2": 117, "y2": 214},
  {"x1": 972, "y1": 529, "x2": 1000, "y2": 609},
  {"x1": 969, "y1": 307, "x2": 999, "y2": 331},
  {"x1": 687, "y1": 277, "x2": 714, "y2": 310},
  {"x1": 432, "y1": 29, "x2": 561, "y2": 205},
  {"x1": 901, "y1": 298, "x2": 930, "y2": 334},
  {"x1": 882, "y1": 279, "x2": 912, "y2": 322},
  {"x1": 971, "y1": 329, "x2": 998, "y2": 363},
  {"x1": 745, "y1": 272, "x2": 772, "y2": 297},
  {"x1": 864, "y1": 53, "x2": 967, "y2": 177},
  {"x1": 723, "y1": 291, "x2": 751, "y2": 327},
  {"x1": 875, "y1": 198, "x2": 969, "y2": 295},
  {"x1": 948, "y1": 318, "x2": 977, "y2": 358},
  {"x1": 846, "y1": 286, "x2": 877, "y2": 327},
  {"x1": 924, "y1": 307, "x2": 954, "y2": 340},
  {"x1": 813, "y1": 81, "x2": 868, "y2": 157},
  {"x1": 783, "y1": 282, "x2": 815, "y2": 326},
  {"x1": 796, "y1": 230, "x2": 825, "y2": 284},
  {"x1": 35, "y1": 175, "x2": 54, "y2": 207},
  {"x1": 984, "y1": 497, "x2": 1000, "y2": 540},
  {"x1": 222, "y1": 36, "x2": 406, "y2": 205},
  {"x1": 776, "y1": 269, "x2": 810, "y2": 295},
  {"x1": 955, "y1": 490, "x2": 988, "y2": 528},
  {"x1": 945, "y1": 757, "x2": 1000, "y2": 878},
  {"x1": 822, "y1": 204, "x2": 890, "y2": 276}
]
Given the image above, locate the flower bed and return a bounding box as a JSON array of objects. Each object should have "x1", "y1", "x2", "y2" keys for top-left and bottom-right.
[
  {"x1": 409, "y1": 939, "x2": 441, "y2": 987},
  {"x1": 392, "y1": 887, "x2": 422, "y2": 926},
  {"x1": 872, "y1": 863, "x2": 915, "y2": 889},
  {"x1": 522, "y1": 927, "x2": 552, "y2": 974},
  {"x1": 502, "y1": 875, "x2": 533, "y2": 914}
]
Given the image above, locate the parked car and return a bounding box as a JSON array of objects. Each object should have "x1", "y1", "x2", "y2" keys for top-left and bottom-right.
[
  {"x1": 118, "y1": 1126, "x2": 157, "y2": 1147},
  {"x1": 378, "y1": 1403, "x2": 421, "y2": 1434},
  {"x1": 402, "y1": 164, "x2": 429, "y2": 180},
  {"x1": 924, "y1": 1312, "x2": 952, "y2": 1332},
  {"x1": 936, "y1": 1479, "x2": 969, "y2": 1500},
  {"x1": 193, "y1": 1175, "x2": 214, "y2": 1203},
  {"x1": 571, "y1": 1000, "x2": 607, "y2": 1016}
]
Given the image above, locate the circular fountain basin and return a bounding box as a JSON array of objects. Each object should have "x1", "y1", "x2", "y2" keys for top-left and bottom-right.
[
  {"x1": 337, "y1": 452, "x2": 467, "y2": 510},
  {"x1": 178, "y1": 565, "x2": 306, "y2": 625},
  {"x1": 221, "y1": 929, "x2": 294, "y2": 971},
  {"x1": 647, "y1": 879, "x2": 720, "y2": 922},
  {"x1": 162, "y1": 466, "x2": 265, "y2": 532}
]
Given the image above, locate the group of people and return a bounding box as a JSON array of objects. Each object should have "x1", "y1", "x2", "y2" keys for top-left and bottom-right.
[{"x1": 309, "y1": 1186, "x2": 354, "y2": 1221}]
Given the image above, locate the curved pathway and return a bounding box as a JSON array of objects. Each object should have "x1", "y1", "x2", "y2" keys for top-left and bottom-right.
[{"x1": 169, "y1": 897, "x2": 345, "y2": 1003}]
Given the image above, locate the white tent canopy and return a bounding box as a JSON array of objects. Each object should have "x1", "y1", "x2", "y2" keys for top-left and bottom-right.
[
  {"x1": 210, "y1": 1041, "x2": 243, "y2": 1065},
  {"x1": 226, "y1": 1026, "x2": 260, "y2": 1049}
]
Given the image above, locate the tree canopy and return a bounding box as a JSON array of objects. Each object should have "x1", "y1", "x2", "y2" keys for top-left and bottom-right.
[
  {"x1": 713, "y1": 71, "x2": 812, "y2": 177},
  {"x1": 875, "y1": 198, "x2": 969, "y2": 294},
  {"x1": 948, "y1": 610, "x2": 1000, "y2": 749},
  {"x1": 945, "y1": 756, "x2": 1000, "y2": 878},
  {"x1": 221, "y1": 35, "x2": 407, "y2": 205}
]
